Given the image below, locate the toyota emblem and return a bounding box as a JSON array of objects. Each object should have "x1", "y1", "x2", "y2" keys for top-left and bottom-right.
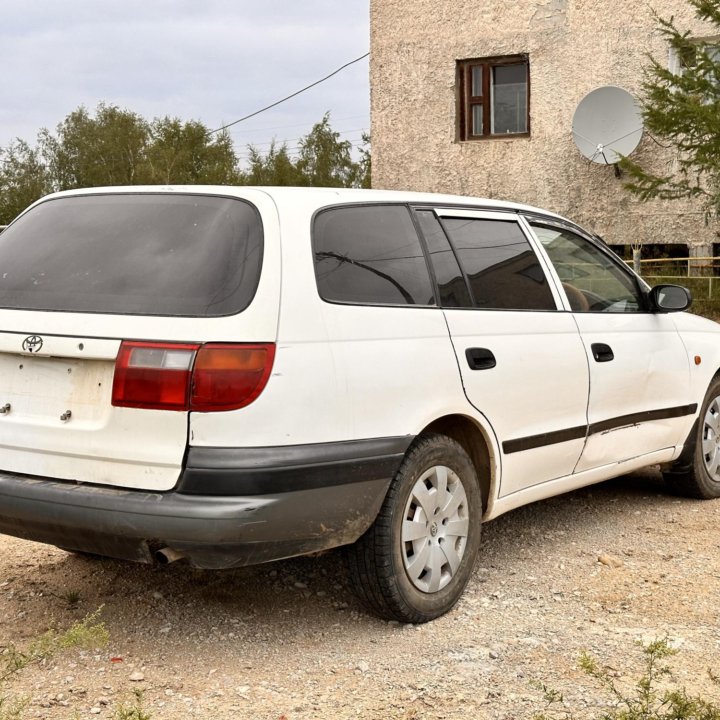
[{"x1": 22, "y1": 335, "x2": 44, "y2": 353}]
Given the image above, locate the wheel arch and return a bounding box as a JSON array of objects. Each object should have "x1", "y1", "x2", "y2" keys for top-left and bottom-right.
[
  {"x1": 671, "y1": 366, "x2": 720, "y2": 474},
  {"x1": 420, "y1": 414, "x2": 497, "y2": 515}
]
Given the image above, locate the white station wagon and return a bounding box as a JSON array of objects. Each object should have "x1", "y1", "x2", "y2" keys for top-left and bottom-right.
[{"x1": 0, "y1": 186, "x2": 717, "y2": 623}]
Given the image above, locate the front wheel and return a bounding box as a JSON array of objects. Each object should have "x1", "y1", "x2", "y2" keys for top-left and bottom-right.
[
  {"x1": 664, "y1": 376, "x2": 720, "y2": 499},
  {"x1": 346, "y1": 433, "x2": 482, "y2": 623}
]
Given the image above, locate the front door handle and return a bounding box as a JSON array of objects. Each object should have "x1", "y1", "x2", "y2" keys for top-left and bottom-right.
[
  {"x1": 591, "y1": 343, "x2": 614, "y2": 363},
  {"x1": 466, "y1": 347, "x2": 496, "y2": 371}
]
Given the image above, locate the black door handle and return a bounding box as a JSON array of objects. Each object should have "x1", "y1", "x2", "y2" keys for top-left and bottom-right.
[
  {"x1": 466, "y1": 347, "x2": 496, "y2": 370},
  {"x1": 591, "y1": 343, "x2": 614, "y2": 363}
]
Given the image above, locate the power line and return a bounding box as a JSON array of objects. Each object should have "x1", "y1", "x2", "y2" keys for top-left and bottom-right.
[{"x1": 209, "y1": 52, "x2": 370, "y2": 134}]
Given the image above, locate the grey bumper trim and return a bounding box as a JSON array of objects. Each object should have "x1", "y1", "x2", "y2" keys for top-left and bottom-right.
[
  {"x1": 176, "y1": 436, "x2": 413, "y2": 495},
  {"x1": 0, "y1": 436, "x2": 413, "y2": 568}
]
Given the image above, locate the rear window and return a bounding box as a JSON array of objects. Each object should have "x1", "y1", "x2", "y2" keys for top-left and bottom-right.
[{"x1": 0, "y1": 193, "x2": 263, "y2": 317}]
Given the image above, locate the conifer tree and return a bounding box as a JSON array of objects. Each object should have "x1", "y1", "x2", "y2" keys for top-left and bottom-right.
[{"x1": 620, "y1": 0, "x2": 720, "y2": 218}]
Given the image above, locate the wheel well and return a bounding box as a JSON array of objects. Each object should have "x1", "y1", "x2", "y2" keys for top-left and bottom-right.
[{"x1": 422, "y1": 415, "x2": 493, "y2": 511}]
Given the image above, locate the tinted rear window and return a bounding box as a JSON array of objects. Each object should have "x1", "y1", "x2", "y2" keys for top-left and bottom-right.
[
  {"x1": 313, "y1": 205, "x2": 435, "y2": 306},
  {"x1": 0, "y1": 194, "x2": 263, "y2": 316}
]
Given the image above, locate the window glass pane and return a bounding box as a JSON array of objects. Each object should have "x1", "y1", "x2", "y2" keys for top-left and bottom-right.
[
  {"x1": 314, "y1": 206, "x2": 435, "y2": 306},
  {"x1": 415, "y1": 211, "x2": 472, "y2": 308},
  {"x1": 0, "y1": 194, "x2": 263, "y2": 317},
  {"x1": 472, "y1": 105, "x2": 484, "y2": 135},
  {"x1": 531, "y1": 224, "x2": 643, "y2": 313},
  {"x1": 471, "y1": 66, "x2": 483, "y2": 96},
  {"x1": 442, "y1": 218, "x2": 555, "y2": 310},
  {"x1": 491, "y1": 63, "x2": 528, "y2": 134}
]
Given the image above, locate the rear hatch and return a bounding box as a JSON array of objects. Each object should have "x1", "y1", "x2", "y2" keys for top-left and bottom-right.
[{"x1": 0, "y1": 189, "x2": 278, "y2": 491}]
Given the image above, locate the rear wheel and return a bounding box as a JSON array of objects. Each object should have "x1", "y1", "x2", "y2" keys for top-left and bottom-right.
[
  {"x1": 664, "y1": 377, "x2": 720, "y2": 499},
  {"x1": 346, "y1": 433, "x2": 482, "y2": 623}
]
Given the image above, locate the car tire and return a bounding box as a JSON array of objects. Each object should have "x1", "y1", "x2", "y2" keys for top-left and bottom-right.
[
  {"x1": 346, "y1": 432, "x2": 482, "y2": 623},
  {"x1": 664, "y1": 376, "x2": 720, "y2": 499}
]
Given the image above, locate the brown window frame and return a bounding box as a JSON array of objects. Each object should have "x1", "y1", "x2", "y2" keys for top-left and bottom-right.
[{"x1": 457, "y1": 55, "x2": 530, "y2": 141}]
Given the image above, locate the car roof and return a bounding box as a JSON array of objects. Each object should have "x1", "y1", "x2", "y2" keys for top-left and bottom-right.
[{"x1": 35, "y1": 185, "x2": 570, "y2": 223}]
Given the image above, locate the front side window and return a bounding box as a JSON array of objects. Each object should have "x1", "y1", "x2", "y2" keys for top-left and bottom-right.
[
  {"x1": 313, "y1": 205, "x2": 435, "y2": 306},
  {"x1": 458, "y1": 56, "x2": 529, "y2": 140},
  {"x1": 441, "y1": 217, "x2": 555, "y2": 311},
  {"x1": 530, "y1": 223, "x2": 644, "y2": 313}
]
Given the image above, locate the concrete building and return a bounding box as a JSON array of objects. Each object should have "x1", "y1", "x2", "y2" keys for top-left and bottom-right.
[{"x1": 370, "y1": 0, "x2": 718, "y2": 259}]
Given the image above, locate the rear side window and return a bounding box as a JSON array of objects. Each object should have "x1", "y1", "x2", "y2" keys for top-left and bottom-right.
[
  {"x1": 313, "y1": 205, "x2": 435, "y2": 306},
  {"x1": 441, "y1": 217, "x2": 555, "y2": 311},
  {"x1": 0, "y1": 194, "x2": 263, "y2": 317}
]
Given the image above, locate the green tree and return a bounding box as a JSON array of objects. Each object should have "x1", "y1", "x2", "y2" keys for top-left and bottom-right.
[
  {"x1": 145, "y1": 118, "x2": 240, "y2": 185},
  {"x1": 295, "y1": 112, "x2": 361, "y2": 187},
  {"x1": 243, "y1": 140, "x2": 306, "y2": 186},
  {"x1": 239, "y1": 114, "x2": 370, "y2": 188},
  {"x1": 620, "y1": 0, "x2": 720, "y2": 217},
  {"x1": 41, "y1": 103, "x2": 150, "y2": 189},
  {"x1": 358, "y1": 131, "x2": 371, "y2": 189},
  {"x1": 0, "y1": 140, "x2": 52, "y2": 224},
  {"x1": 0, "y1": 105, "x2": 369, "y2": 225}
]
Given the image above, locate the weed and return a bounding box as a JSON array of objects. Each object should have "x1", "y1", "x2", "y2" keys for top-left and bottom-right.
[
  {"x1": 0, "y1": 609, "x2": 108, "y2": 720},
  {"x1": 534, "y1": 638, "x2": 720, "y2": 720},
  {"x1": 114, "y1": 689, "x2": 152, "y2": 720}
]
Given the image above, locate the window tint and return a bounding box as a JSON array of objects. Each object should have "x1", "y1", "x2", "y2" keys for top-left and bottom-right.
[
  {"x1": 0, "y1": 194, "x2": 263, "y2": 317},
  {"x1": 314, "y1": 205, "x2": 435, "y2": 306},
  {"x1": 530, "y1": 224, "x2": 643, "y2": 313},
  {"x1": 415, "y1": 210, "x2": 472, "y2": 308},
  {"x1": 441, "y1": 218, "x2": 555, "y2": 311}
]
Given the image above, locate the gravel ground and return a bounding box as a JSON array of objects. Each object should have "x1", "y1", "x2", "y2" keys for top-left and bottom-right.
[{"x1": 1, "y1": 467, "x2": 719, "y2": 719}]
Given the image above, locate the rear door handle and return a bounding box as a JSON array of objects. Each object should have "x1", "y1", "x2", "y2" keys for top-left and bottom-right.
[
  {"x1": 466, "y1": 347, "x2": 496, "y2": 370},
  {"x1": 591, "y1": 343, "x2": 614, "y2": 363}
]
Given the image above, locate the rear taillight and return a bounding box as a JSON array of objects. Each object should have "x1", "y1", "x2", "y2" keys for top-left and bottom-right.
[
  {"x1": 191, "y1": 344, "x2": 275, "y2": 411},
  {"x1": 112, "y1": 341, "x2": 275, "y2": 412}
]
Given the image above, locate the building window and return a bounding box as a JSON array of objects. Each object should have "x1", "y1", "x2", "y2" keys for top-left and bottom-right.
[
  {"x1": 668, "y1": 37, "x2": 720, "y2": 76},
  {"x1": 457, "y1": 56, "x2": 529, "y2": 140}
]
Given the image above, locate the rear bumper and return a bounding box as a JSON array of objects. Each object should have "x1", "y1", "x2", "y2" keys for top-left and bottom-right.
[{"x1": 0, "y1": 437, "x2": 411, "y2": 569}]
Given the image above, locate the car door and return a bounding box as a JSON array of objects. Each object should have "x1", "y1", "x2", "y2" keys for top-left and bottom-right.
[
  {"x1": 415, "y1": 208, "x2": 590, "y2": 497},
  {"x1": 526, "y1": 220, "x2": 693, "y2": 473}
]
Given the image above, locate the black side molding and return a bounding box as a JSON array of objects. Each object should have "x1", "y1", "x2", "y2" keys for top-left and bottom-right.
[
  {"x1": 502, "y1": 425, "x2": 587, "y2": 455},
  {"x1": 589, "y1": 404, "x2": 698, "y2": 435},
  {"x1": 502, "y1": 404, "x2": 698, "y2": 455}
]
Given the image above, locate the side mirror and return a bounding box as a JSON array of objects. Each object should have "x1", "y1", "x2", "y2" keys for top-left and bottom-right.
[{"x1": 649, "y1": 284, "x2": 692, "y2": 313}]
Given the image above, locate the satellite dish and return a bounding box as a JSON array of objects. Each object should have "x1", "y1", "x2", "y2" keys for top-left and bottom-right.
[{"x1": 572, "y1": 86, "x2": 643, "y2": 165}]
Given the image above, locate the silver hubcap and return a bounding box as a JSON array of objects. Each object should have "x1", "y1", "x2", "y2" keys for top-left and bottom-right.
[
  {"x1": 702, "y1": 397, "x2": 720, "y2": 481},
  {"x1": 401, "y1": 465, "x2": 469, "y2": 594}
]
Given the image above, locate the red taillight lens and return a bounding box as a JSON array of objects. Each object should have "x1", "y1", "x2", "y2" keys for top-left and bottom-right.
[
  {"x1": 112, "y1": 342, "x2": 199, "y2": 411},
  {"x1": 112, "y1": 341, "x2": 275, "y2": 412},
  {"x1": 191, "y1": 343, "x2": 275, "y2": 411}
]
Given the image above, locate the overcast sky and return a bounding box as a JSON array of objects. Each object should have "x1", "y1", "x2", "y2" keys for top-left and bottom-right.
[{"x1": 0, "y1": 0, "x2": 370, "y2": 163}]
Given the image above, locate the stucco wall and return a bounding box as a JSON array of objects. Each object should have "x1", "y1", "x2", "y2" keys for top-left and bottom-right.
[{"x1": 370, "y1": 0, "x2": 717, "y2": 250}]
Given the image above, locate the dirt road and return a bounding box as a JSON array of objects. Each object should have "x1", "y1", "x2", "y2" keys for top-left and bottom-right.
[{"x1": 2, "y1": 468, "x2": 719, "y2": 719}]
